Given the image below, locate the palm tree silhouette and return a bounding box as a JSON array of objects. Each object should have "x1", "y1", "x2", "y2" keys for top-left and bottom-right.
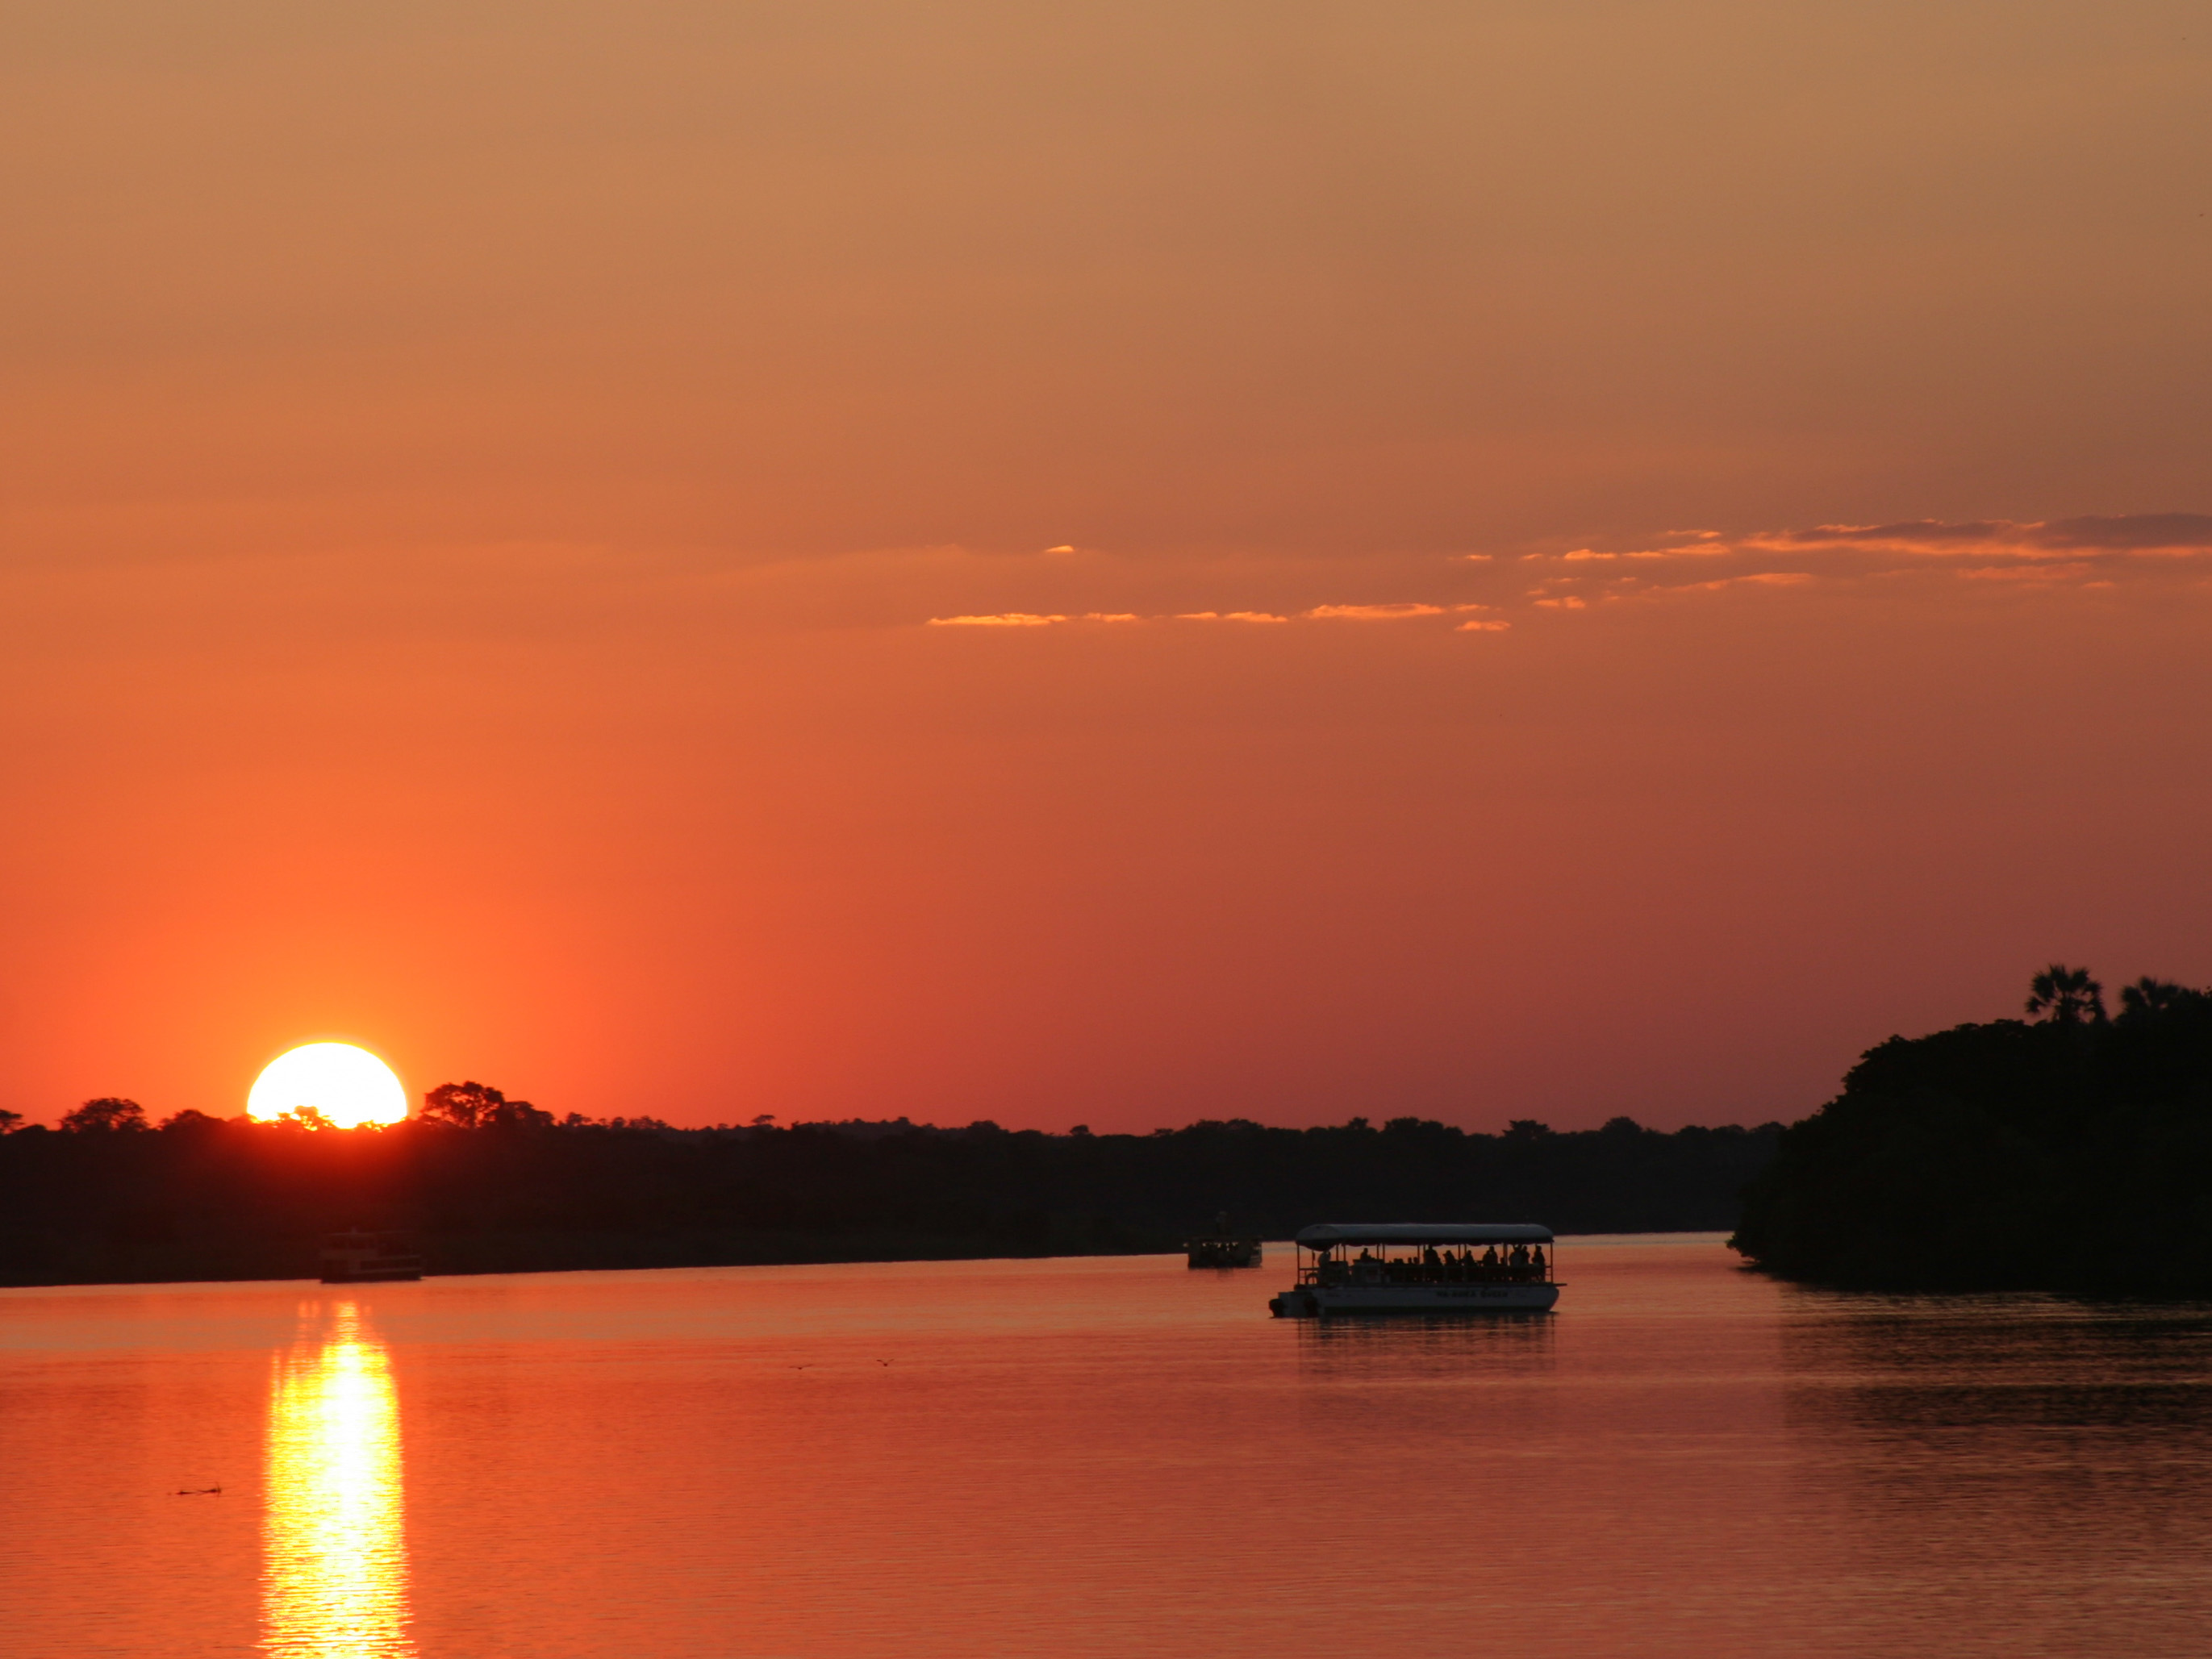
[
  {"x1": 2119, "y1": 977, "x2": 2188, "y2": 1017},
  {"x1": 2025, "y1": 964, "x2": 2105, "y2": 1024}
]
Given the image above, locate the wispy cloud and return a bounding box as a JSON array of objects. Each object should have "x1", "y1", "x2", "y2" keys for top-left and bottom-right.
[
  {"x1": 1510, "y1": 513, "x2": 2212, "y2": 604},
  {"x1": 1762, "y1": 514, "x2": 2212, "y2": 553},
  {"x1": 940, "y1": 604, "x2": 1467, "y2": 629},
  {"x1": 1558, "y1": 546, "x2": 1726, "y2": 563},
  {"x1": 1531, "y1": 515, "x2": 2212, "y2": 567},
  {"x1": 930, "y1": 610, "x2": 1147, "y2": 626},
  {"x1": 1657, "y1": 572, "x2": 1818, "y2": 594},
  {"x1": 923, "y1": 513, "x2": 2208, "y2": 634},
  {"x1": 1303, "y1": 602, "x2": 1447, "y2": 621},
  {"x1": 1955, "y1": 562, "x2": 2099, "y2": 584}
]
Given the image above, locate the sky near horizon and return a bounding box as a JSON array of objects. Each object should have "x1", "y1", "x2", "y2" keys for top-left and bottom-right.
[{"x1": 3, "y1": 2, "x2": 2209, "y2": 1132}]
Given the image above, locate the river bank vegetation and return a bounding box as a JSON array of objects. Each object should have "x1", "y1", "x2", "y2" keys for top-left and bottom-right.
[
  {"x1": 1730, "y1": 968, "x2": 2212, "y2": 1294},
  {"x1": 0, "y1": 1094, "x2": 1776, "y2": 1286}
]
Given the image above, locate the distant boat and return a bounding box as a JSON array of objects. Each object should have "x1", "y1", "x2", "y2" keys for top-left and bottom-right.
[
  {"x1": 320, "y1": 1230, "x2": 424, "y2": 1284},
  {"x1": 1268, "y1": 1223, "x2": 1559, "y2": 1316},
  {"x1": 1184, "y1": 1212, "x2": 1263, "y2": 1269}
]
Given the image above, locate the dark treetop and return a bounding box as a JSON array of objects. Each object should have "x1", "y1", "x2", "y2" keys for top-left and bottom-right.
[
  {"x1": 0, "y1": 1090, "x2": 1776, "y2": 1286},
  {"x1": 1730, "y1": 968, "x2": 2212, "y2": 1294}
]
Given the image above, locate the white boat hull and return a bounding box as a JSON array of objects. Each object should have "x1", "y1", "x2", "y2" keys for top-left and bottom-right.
[{"x1": 1270, "y1": 1282, "x2": 1559, "y2": 1317}]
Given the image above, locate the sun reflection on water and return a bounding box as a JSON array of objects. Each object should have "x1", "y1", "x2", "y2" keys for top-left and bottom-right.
[{"x1": 261, "y1": 1301, "x2": 416, "y2": 1659}]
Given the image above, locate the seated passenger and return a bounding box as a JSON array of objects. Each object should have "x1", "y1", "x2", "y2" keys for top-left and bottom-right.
[
  {"x1": 1481, "y1": 1246, "x2": 1500, "y2": 1277},
  {"x1": 1530, "y1": 1246, "x2": 1546, "y2": 1277}
]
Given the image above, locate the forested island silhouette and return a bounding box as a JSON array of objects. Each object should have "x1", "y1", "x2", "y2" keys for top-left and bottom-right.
[
  {"x1": 0, "y1": 1083, "x2": 1775, "y2": 1287},
  {"x1": 1732, "y1": 967, "x2": 2212, "y2": 1294}
]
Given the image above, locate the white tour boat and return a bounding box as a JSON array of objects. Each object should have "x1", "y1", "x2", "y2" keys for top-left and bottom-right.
[
  {"x1": 320, "y1": 1229, "x2": 424, "y2": 1284},
  {"x1": 1268, "y1": 1223, "x2": 1559, "y2": 1317}
]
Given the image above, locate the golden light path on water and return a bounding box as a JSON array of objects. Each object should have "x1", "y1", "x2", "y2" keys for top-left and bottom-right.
[{"x1": 262, "y1": 1302, "x2": 416, "y2": 1659}]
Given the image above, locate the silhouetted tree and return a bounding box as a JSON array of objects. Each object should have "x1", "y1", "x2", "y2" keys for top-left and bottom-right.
[
  {"x1": 488, "y1": 1096, "x2": 551, "y2": 1129},
  {"x1": 61, "y1": 1098, "x2": 146, "y2": 1132},
  {"x1": 2025, "y1": 963, "x2": 2105, "y2": 1024},
  {"x1": 273, "y1": 1106, "x2": 338, "y2": 1131},
  {"x1": 0, "y1": 1108, "x2": 22, "y2": 1134},
  {"x1": 0, "y1": 1090, "x2": 1783, "y2": 1288},
  {"x1": 1734, "y1": 965, "x2": 2212, "y2": 1293},
  {"x1": 423, "y1": 1081, "x2": 500, "y2": 1128},
  {"x1": 158, "y1": 1110, "x2": 223, "y2": 1133},
  {"x1": 422, "y1": 1081, "x2": 550, "y2": 1129},
  {"x1": 2119, "y1": 977, "x2": 2192, "y2": 1018}
]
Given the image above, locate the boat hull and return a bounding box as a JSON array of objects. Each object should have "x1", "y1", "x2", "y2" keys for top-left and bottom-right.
[
  {"x1": 1187, "y1": 1240, "x2": 1263, "y2": 1268},
  {"x1": 319, "y1": 1229, "x2": 423, "y2": 1285},
  {"x1": 1270, "y1": 1282, "x2": 1559, "y2": 1317}
]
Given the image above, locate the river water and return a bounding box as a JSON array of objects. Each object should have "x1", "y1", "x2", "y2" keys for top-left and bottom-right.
[{"x1": 6, "y1": 1236, "x2": 2212, "y2": 1657}]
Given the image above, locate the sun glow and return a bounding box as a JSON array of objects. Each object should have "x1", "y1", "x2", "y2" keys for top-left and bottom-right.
[{"x1": 249, "y1": 1044, "x2": 410, "y2": 1129}]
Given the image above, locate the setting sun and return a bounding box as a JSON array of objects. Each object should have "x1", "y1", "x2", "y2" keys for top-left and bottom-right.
[{"x1": 248, "y1": 1044, "x2": 409, "y2": 1129}]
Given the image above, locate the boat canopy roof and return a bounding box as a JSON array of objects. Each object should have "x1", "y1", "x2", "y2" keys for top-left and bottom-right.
[{"x1": 1295, "y1": 1223, "x2": 1553, "y2": 1248}]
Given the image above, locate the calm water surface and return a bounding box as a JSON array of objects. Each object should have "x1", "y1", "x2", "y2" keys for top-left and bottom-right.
[{"x1": 7, "y1": 1236, "x2": 2212, "y2": 1657}]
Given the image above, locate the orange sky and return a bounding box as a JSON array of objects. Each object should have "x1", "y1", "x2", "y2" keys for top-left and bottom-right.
[{"x1": 3, "y1": 2, "x2": 2209, "y2": 1131}]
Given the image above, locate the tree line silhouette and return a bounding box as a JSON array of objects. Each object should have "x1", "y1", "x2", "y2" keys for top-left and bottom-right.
[
  {"x1": 1731, "y1": 965, "x2": 2212, "y2": 1294},
  {"x1": 0, "y1": 1091, "x2": 1777, "y2": 1286}
]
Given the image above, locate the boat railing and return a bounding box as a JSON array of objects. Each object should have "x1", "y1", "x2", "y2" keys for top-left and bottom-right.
[{"x1": 1296, "y1": 1245, "x2": 1553, "y2": 1287}]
